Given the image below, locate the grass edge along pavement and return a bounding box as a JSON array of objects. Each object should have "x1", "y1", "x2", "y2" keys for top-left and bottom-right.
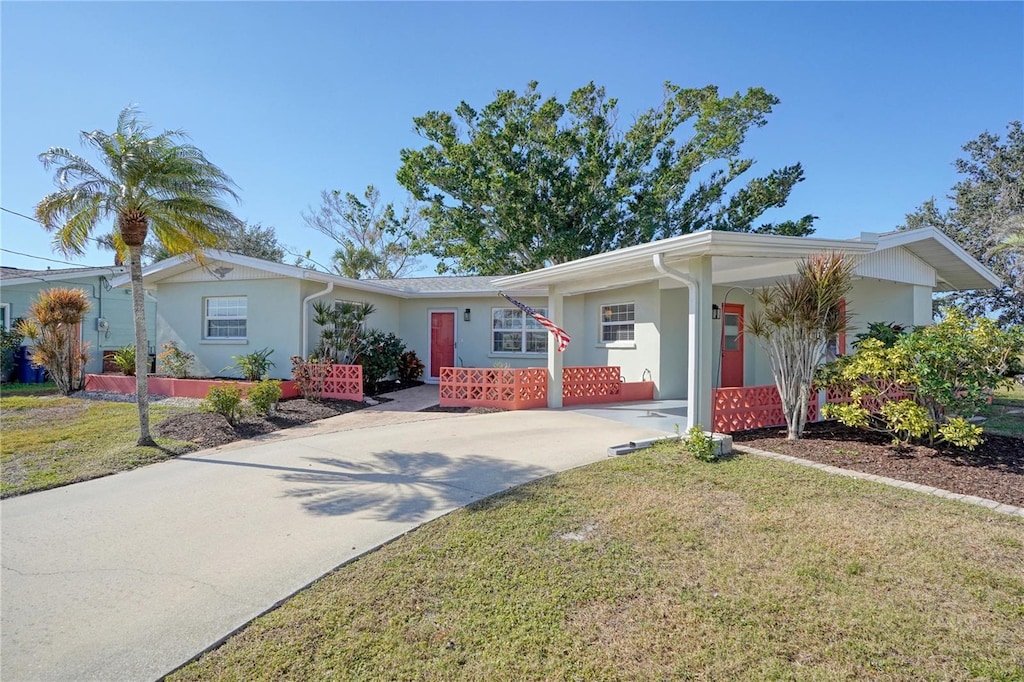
[
  {"x1": 167, "y1": 442, "x2": 1024, "y2": 682},
  {"x1": 1, "y1": 395, "x2": 193, "y2": 497}
]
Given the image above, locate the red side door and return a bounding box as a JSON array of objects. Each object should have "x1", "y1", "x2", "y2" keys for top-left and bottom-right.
[
  {"x1": 720, "y1": 303, "x2": 744, "y2": 388},
  {"x1": 429, "y1": 311, "x2": 455, "y2": 380}
]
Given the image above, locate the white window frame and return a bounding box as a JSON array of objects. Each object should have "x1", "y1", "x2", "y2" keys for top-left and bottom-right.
[
  {"x1": 204, "y1": 296, "x2": 247, "y2": 340},
  {"x1": 491, "y1": 306, "x2": 548, "y2": 355},
  {"x1": 0, "y1": 303, "x2": 10, "y2": 331},
  {"x1": 600, "y1": 302, "x2": 635, "y2": 343}
]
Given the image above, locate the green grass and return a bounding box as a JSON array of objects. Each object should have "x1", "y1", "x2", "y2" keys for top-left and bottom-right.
[
  {"x1": 1, "y1": 395, "x2": 195, "y2": 497},
  {"x1": 0, "y1": 381, "x2": 60, "y2": 396},
  {"x1": 169, "y1": 444, "x2": 1024, "y2": 682},
  {"x1": 983, "y1": 382, "x2": 1024, "y2": 437}
]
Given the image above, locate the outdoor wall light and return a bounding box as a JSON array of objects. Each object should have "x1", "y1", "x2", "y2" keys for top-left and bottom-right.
[
  {"x1": 464, "y1": 308, "x2": 471, "y2": 322},
  {"x1": 712, "y1": 304, "x2": 721, "y2": 320}
]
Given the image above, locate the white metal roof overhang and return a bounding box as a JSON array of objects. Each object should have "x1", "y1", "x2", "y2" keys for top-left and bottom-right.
[{"x1": 493, "y1": 231, "x2": 879, "y2": 296}]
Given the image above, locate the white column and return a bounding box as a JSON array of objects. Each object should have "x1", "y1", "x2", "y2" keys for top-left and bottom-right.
[
  {"x1": 546, "y1": 286, "x2": 564, "y2": 408},
  {"x1": 686, "y1": 256, "x2": 714, "y2": 431}
]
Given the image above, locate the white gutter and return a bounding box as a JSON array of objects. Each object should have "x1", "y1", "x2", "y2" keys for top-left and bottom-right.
[{"x1": 301, "y1": 281, "x2": 334, "y2": 358}]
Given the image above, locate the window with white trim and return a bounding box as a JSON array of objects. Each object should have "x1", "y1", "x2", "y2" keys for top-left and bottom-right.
[
  {"x1": 492, "y1": 307, "x2": 548, "y2": 353},
  {"x1": 0, "y1": 303, "x2": 10, "y2": 331},
  {"x1": 600, "y1": 302, "x2": 635, "y2": 342},
  {"x1": 204, "y1": 297, "x2": 247, "y2": 339}
]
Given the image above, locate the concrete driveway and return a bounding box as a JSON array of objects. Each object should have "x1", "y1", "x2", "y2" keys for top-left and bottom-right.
[{"x1": 1, "y1": 408, "x2": 665, "y2": 682}]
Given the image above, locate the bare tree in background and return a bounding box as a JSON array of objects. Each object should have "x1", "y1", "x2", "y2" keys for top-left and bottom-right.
[{"x1": 303, "y1": 185, "x2": 423, "y2": 279}]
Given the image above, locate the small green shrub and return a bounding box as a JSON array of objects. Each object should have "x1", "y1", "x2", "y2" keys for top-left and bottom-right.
[
  {"x1": 684, "y1": 426, "x2": 717, "y2": 462},
  {"x1": 397, "y1": 350, "x2": 424, "y2": 382},
  {"x1": 204, "y1": 383, "x2": 245, "y2": 426},
  {"x1": 0, "y1": 321, "x2": 24, "y2": 377},
  {"x1": 232, "y1": 347, "x2": 275, "y2": 381},
  {"x1": 111, "y1": 344, "x2": 136, "y2": 375},
  {"x1": 248, "y1": 379, "x2": 282, "y2": 416},
  {"x1": 158, "y1": 341, "x2": 195, "y2": 378}
]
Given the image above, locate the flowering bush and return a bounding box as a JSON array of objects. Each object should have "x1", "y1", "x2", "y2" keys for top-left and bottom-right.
[
  {"x1": 158, "y1": 341, "x2": 195, "y2": 378},
  {"x1": 355, "y1": 329, "x2": 406, "y2": 393}
]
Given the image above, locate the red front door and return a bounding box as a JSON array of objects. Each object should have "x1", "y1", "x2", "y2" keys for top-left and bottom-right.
[
  {"x1": 429, "y1": 311, "x2": 455, "y2": 380},
  {"x1": 720, "y1": 303, "x2": 744, "y2": 387}
]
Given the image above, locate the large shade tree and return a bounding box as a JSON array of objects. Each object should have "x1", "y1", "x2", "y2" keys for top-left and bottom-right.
[
  {"x1": 398, "y1": 81, "x2": 816, "y2": 275},
  {"x1": 36, "y1": 106, "x2": 242, "y2": 445},
  {"x1": 901, "y1": 121, "x2": 1023, "y2": 326}
]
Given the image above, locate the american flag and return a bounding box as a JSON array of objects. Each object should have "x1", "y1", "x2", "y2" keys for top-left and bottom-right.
[{"x1": 498, "y1": 292, "x2": 572, "y2": 353}]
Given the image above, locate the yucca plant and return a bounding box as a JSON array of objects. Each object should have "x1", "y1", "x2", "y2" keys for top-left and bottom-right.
[
  {"x1": 16, "y1": 288, "x2": 91, "y2": 395},
  {"x1": 36, "y1": 106, "x2": 242, "y2": 445},
  {"x1": 747, "y1": 251, "x2": 854, "y2": 440}
]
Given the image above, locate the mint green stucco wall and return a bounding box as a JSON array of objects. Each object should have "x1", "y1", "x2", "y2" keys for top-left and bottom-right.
[
  {"x1": 157, "y1": 277, "x2": 302, "y2": 380},
  {"x1": 1, "y1": 277, "x2": 156, "y2": 375}
]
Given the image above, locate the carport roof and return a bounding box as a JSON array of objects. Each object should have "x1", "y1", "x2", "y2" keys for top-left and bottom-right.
[{"x1": 493, "y1": 227, "x2": 1001, "y2": 295}]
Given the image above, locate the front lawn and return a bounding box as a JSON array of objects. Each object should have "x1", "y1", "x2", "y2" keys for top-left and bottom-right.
[
  {"x1": 0, "y1": 396, "x2": 194, "y2": 497},
  {"x1": 984, "y1": 382, "x2": 1024, "y2": 437},
  {"x1": 168, "y1": 444, "x2": 1024, "y2": 681}
]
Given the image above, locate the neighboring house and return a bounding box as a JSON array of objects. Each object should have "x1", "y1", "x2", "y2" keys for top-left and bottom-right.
[
  {"x1": 116, "y1": 227, "x2": 999, "y2": 430},
  {"x1": 0, "y1": 265, "x2": 157, "y2": 375}
]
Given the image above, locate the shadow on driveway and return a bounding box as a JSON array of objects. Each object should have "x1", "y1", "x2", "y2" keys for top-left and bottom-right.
[{"x1": 179, "y1": 450, "x2": 548, "y2": 522}]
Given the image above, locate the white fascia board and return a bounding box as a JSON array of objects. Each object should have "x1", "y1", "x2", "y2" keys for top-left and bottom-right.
[
  {"x1": 4, "y1": 266, "x2": 127, "y2": 286},
  {"x1": 876, "y1": 227, "x2": 1002, "y2": 288},
  {"x1": 494, "y1": 231, "x2": 877, "y2": 290}
]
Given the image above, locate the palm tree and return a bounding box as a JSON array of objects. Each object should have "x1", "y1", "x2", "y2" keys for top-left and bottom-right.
[{"x1": 36, "y1": 106, "x2": 241, "y2": 446}]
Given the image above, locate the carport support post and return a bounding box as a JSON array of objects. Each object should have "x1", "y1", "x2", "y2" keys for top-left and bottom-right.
[
  {"x1": 547, "y1": 286, "x2": 564, "y2": 408},
  {"x1": 687, "y1": 256, "x2": 714, "y2": 432}
]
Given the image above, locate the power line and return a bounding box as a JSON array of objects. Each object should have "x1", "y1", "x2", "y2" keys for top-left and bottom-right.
[
  {"x1": 1, "y1": 206, "x2": 41, "y2": 223},
  {"x1": 0, "y1": 247, "x2": 99, "y2": 267},
  {"x1": 1, "y1": 206, "x2": 108, "y2": 246}
]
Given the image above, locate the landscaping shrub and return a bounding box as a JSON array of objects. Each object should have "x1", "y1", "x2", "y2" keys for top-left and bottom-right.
[
  {"x1": 397, "y1": 350, "x2": 424, "y2": 382},
  {"x1": 158, "y1": 341, "x2": 195, "y2": 378},
  {"x1": 232, "y1": 347, "x2": 275, "y2": 381},
  {"x1": 852, "y1": 321, "x2": 908, "y2": 349},
  {"x1": 16, "y1": 288, "x2": 91, "y2": 395},
  {"x1": 683, "y1": 426, "x2": 717, "y2": 462},
  {"x1": 0, "y1": 321, "x2": 23, "y2": 380},
  {"x1": 819, "y1": 308, "x2": 1024, "y2": 448},
  {"x1": 312, "y1": 301, "x2": 375, "y2": 362},
  {"x1": 355, "y1": 329, "x2": 406, "y2": 392},
  {"x1": 111, "y1": 344, "x2": 136, "y2": 376},
  {"x1": 204, "y1": 383, "x2": 245, "y2": 426},
  {"x1": 247, "y1": 379, "x2": 282, "y2": 416},
  {"x1": 291, "y1": 355, "x2": 331, "y2": 401}
]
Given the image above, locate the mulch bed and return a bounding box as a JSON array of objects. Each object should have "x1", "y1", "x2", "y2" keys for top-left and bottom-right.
[
  {"x1": 367, "y1": 379, "x2": 424, "y2": 396},
  {"x1": 155, "y1": 398, "x2": 369, "y2": 450},
  {"x1": 420, "y1": 405, "x2": 505, "y2": 414},
  {"x1": 733, "y1": 421, "x2": 1024, "y2": 507}
]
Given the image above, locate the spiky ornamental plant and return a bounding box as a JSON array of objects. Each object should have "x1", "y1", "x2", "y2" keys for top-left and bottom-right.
[
  {"x1": 16, "y1": 288, "x2": 91, "y2": 395},
  {"x1": 36, "y1": 106, "x2": 242, "y2": 445},
  {"x1": 747, "y1": 252, "x2": 854, "y2": 440}
]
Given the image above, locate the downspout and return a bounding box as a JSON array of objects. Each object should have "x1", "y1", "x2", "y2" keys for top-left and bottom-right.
[
  {"x1": 653, "y1": 253, "x2": 702, "y2": 432},
  {"x1": 301, "y1": 282, "x2": 334, "y2": 359}
]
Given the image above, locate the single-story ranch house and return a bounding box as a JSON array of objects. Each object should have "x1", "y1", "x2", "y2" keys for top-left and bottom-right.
[
  {"x1": 113, "y1": 226, "x2": 999, "y2": 431},
  {"x1": 1, "y1": 265, "x2": 157, "y2": 375}
]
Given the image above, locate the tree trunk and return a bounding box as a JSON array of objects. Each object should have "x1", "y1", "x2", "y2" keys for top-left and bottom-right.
[{"x1": 128, "y1": 246, "x2": 155, "y2": 447}]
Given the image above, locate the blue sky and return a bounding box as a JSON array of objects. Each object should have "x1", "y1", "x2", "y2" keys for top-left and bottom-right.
[{"x1": 2, "y1": 2, "x2": 1021, "y2": 274}]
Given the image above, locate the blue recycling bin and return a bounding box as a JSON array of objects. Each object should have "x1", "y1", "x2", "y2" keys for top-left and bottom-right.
[{"x1": 17, "y1": 346, "x2": 37, "y2": 384}]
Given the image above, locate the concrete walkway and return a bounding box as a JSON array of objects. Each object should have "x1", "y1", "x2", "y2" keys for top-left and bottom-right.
[{"x1": 1, "y1": 407, "x2": 664, "y2": 682}]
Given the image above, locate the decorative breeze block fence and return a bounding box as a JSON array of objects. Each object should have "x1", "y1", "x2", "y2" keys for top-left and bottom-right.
[
  {"x1": 712, "y1": 384, "x2": 820, "y2": 434},
  {"x1": 303, "y1": 363, "x2": 363, "y2": 401},
  {"x1": 439, "y1": 366, "x2": 654, "y2": 410},
  {"x1": 438, "y1": 367, "x2": 548, "y2": 410}
]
